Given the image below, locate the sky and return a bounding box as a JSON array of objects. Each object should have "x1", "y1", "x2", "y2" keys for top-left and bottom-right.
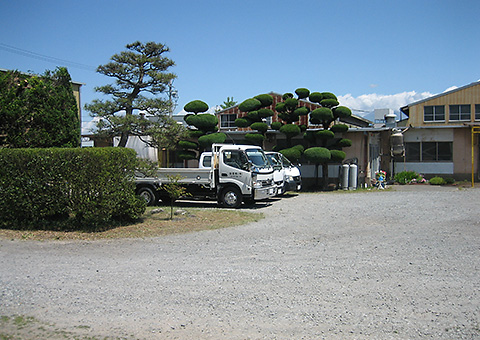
[{"x1": 2, "y1": 0, "x2": 480, "y2": 133}]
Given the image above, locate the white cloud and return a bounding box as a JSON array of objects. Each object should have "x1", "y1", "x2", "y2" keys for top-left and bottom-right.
[
  {"x1": 443, "y1": 86, "x2": 458, "y2": 92},
  {"x1": 338, "y1": 91, "x2": 434, "y2": 117},
  {"x1": 81, "y1": 117, "x2": 101, "y2": 135}
]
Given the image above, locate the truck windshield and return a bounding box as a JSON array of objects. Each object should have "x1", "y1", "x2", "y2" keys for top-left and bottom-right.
[{"x1": 245, "y1": 149, "x2": 270, "y2": 169}]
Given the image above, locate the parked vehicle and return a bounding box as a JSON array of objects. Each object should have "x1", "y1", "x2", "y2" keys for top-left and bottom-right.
[
  {"x1": 265, "y1": 151, "x2": 302, "y2": 193},
  {"x1": 136, "y1": 144, "x2": 277, "y2": 208},
  {"x1": 265, "y1": 152, "x2": 286, "y2": 195}
]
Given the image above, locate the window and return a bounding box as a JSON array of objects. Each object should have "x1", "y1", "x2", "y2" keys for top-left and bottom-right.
[
  {"x1": 220, "y1": 114, "x2": 237, "y2": 128},
  {"x1": 223, "y1": 150, "x2": 248, "y2": 170},
  {"x1": 424, "y1": 105, "x2": 445, "y2": 122},
  {"x1": 405, "y1": 142, "x2": 452, "y2": 162},
  {"x1": 475, "y1": 104, "x2": 480, "y2": 120},
  {"x1": 405, "y1": 142, "x2": 420, "y2": 161},
  {"x1": 449, "y1": 104, "x2": 471, "y2": 121}
]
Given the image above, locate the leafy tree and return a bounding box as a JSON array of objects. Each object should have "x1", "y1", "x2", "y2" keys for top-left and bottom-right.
[
  {"x1": 217, "y1": 97, "x2": 237, "y2": 111},
  {"x1": 162, "y1": 174, "x2": 189, "y2": 219},
  {"x1": 85, "y1": 41, "x2": 176, "y2": 147},
  {"x1": 0, "y1": 67, "x2": 80, "y2": 148}
]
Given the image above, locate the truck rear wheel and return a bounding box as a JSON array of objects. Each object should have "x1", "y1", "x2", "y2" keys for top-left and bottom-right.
[
  {"x1": 219, "y1": 186, "x2": 242, "y2": 208},
  {"x1": 136, "y1": 186, "x2": 157, "y2": 206}
]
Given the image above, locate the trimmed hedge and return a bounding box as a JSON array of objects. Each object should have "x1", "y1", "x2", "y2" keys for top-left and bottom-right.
[{"x1": 0, "y1": 147, "x2": 145, "y2": 230}]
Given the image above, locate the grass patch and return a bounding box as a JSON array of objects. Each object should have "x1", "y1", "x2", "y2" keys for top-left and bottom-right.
[
  {"x1": 0, "y1": 205, "x2": 263, "y2": 241},
  {"x1": 1, "y1": 314, "x2": 131, "y2": 340}
]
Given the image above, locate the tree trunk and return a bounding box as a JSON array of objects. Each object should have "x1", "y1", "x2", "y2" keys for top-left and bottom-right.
[
  {"x1": 322, "y1": 163, "x2": 328, "y2": 190},
  {"x1": 117, "y1": 132, "x2": 128, "y2": 147}
]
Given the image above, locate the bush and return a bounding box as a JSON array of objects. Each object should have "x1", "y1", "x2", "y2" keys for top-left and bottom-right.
[
  {"x1": 0, "y1": 148, "x2": 146, "y2": 230},
  {"x1": 279, "y1": 147, "x2": 302, "y2": 163},
  {"x1": 445, "y1": 177, "x2": 455, "y2": 184},
  {"x1": 429, "y1": 176, "x2": 447, "y2": 185},
  {"x1": 198, "y1": 132, "x2": 226, "y2": 148},
  {"x1": 245, "y1": 133, "x2": 264, "y2": 146},
  {"x1": 239, "y1": 98, "x2": 262, "y2": 112},
  {"x1": 394, "y1": 171, "x2": 420, "y2": 185},
  {"x1": 279, "y1": 124, "x2": 301, "y2": 138},
  {"x1": 184, "y1": 100, "x2": 209, "y2": 114}
]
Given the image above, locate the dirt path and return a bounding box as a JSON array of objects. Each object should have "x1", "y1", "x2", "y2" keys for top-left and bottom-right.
[{"x1": 1, "y1": 186, "x2": 479, "y2": 339}]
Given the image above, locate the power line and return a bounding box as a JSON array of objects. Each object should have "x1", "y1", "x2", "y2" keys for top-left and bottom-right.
[{"x1": 0, "y1": 43, "x2": 97, "y2": 71}]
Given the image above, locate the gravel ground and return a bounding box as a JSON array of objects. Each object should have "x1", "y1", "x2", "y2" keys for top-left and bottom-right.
[{"x1": 1, "y1": 185, "x2": 480, "y2": 339}]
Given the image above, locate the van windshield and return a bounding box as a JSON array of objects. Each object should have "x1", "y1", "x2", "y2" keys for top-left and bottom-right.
[
  {"x1": 279, "y1": 154, "x2": 293, "y2": 167},
  {"x1": 245, "y1": 149, "x2": 270, "y2": 169}
]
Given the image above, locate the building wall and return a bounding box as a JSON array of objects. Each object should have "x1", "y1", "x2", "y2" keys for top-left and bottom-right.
[
  {"x1": 408, "y1": 83, "x2": 480, "y2": 127},
  {"x1": 403, "y1": 82, "x2": 480, "y2": 180}
]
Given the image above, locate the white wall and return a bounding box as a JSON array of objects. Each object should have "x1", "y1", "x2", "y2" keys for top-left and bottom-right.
[{"x1": 114, "y1": 136, "x2": 158, "y2": 162}]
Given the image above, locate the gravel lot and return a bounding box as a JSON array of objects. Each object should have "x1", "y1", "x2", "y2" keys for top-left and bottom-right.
[{"x1": 1, "y1": 185, "x2": 480, "y2": 339}]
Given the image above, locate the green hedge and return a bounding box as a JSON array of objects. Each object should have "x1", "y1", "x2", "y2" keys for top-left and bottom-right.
[{"x1": 0, "y1": 147, "x2": 145, "y2": 230}]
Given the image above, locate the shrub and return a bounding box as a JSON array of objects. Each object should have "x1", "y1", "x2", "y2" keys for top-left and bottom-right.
[
  {"x1": 330, "y1": 124, "x2": 349, "y2": 133},
  {"x1": 245, "y1": 133, "x2": 264, "y2": 146},
  {"x1": 295, "y1": 88, "x2": 310, "y2": 99},
  {"x1": 0, "y1": 148, "x2": 145, "y2": 230},
  {"x1": 304, "y1": 147, "x2": 331, "y2": 164},
  {"x1": 279, "y1": 124, "x2": 301, "y2": 138},
  {"x1": 270, "y1": 122, "x2": 282, "y2": 130},
  {"x1": 279, "y1": 147, "x2": 302, "y2": 163},
  {"x1": 197, "y1": 132, "x2": 226, "y2": 148},
  {"x1": 429, "y1": 176, "x2": 447, "y2": 185},
  {"x1": 445, "y1": 177, "x2": 455, "y2": 184},
  {"x1": 239, "y1": 98, "x2": 262, "y2": 112},
  {"x1": 235, "y1": 118, "x2": 250, "y2": 128},
  {"x1": 394, "y1": 171, "x2": 420, "y2": 185},
  {"x1": 250, "y1": 122, "x2": 269, "y2": 134},
  {"x1": 309, "y1": 92, "x2": 323, "y2": 103},
  {"x1": 178, "y1": 140, "x2": 198, "y2": 149},
  {"x1": 330, "y1": 150, "x2": 346, "y2": 162},
  {"x1": 254, "y1": 94, "x2": 273, "y2": 107},
  {"x1": 184, "y1": 100, "x2": 209, "y2": 114},
  {"x1": 310, "y1": 107, "x2": 333, "y2": 124}
]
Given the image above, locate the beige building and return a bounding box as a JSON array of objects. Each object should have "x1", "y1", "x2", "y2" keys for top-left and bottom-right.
[{"x1": 399, "y1": 81, "x2": 480, "y2": 180}]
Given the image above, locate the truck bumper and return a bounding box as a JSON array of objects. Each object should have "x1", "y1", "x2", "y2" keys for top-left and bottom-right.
[
  {"x1": 254, "y1": 186, "x2": 277, "y2": 200},
  {"x1": 285, "y1": 178, "x2": 302, "y2": 191}
]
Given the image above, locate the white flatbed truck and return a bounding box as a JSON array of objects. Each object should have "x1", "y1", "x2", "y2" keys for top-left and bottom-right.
[{"x1": 135, "y1": 144, "x2": 277, "y2": 208}]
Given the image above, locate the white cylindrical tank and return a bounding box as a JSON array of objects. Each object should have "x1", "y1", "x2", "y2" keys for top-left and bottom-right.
[
  {"x1": 391, "y1": 131, "x2": 404, "y2": 156},
  {"x1": 342, "y1": 164, "x2": 349, "y2": 190},
  {"x1": 349, "y1": 164, "x2": 358, "y2": 190}
]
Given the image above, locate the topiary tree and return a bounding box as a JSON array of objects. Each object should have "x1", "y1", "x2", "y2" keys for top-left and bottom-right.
[
  {"x1": 181, "y1": 100, "x2": 226, "y2": 159},
  {"x1": 235, "y1": 94, "x2": 274, "y2": 146},
  {"x1": 306, "y1": 91, "x2": 353, "y2": 190},
  {"x1": 304, "y1": 147, "x2": 331, "y2": 187},
  {"x1": 274, "y1": 88, "x2": 311, "y2": 147}
]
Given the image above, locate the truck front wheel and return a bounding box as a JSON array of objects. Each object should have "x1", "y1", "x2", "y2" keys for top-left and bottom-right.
[{"x1": 219, "y1": 186, "x2": 242, "y2": 208}]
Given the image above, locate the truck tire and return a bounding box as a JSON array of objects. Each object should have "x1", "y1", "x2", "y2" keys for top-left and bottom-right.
[
  {"x1": 136, "y1": 186, "x2": 157, "y2": 206},
  {"x1": 219, "y1": 186, "x2": 242, "y2": 208}
]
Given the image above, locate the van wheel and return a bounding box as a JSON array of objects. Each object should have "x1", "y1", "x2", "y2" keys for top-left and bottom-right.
[
  {"x1": 219, "y1": 187, "x2": 242, "y2": 208},
  {"x1": 137, "y1": 186, "x2": 157, "y2": 206}
]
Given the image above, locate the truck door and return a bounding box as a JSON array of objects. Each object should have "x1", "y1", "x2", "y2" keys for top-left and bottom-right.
[{"x1": 219, "y1": 149, "x2": 251, "y2": 190}]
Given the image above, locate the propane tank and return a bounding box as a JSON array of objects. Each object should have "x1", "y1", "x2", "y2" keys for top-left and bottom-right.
[
  {"x1": 342, "y1": 164, "x2": 349, "y2": 190},
  {"x1": 349, "y1": 164, "x2": 358, "y2": 190},
  {"x1": 390, "y1": 129, "x2": 405, "y2": 156}
]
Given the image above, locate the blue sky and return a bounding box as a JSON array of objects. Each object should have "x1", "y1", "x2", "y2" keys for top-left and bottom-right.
[{"x1": 2, "y1": 0, "x2": 479, "y2": 132}]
